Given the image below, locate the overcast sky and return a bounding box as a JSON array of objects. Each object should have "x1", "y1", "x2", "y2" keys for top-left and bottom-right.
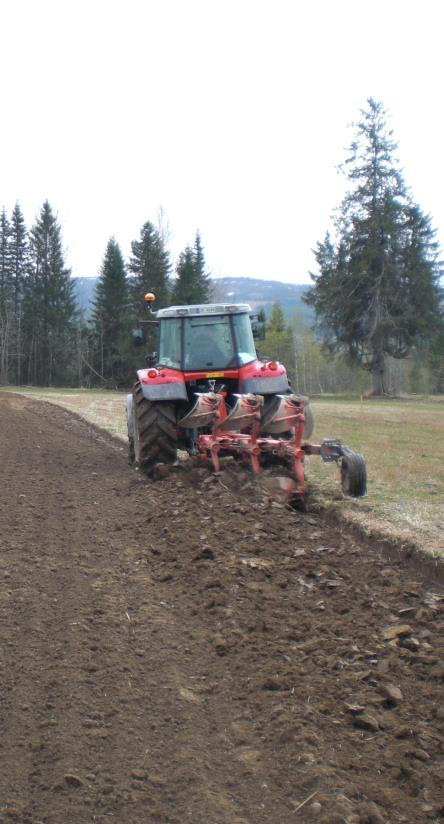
[{"x1": 1, "y1": 0, "x2": 443, "y2": 284}]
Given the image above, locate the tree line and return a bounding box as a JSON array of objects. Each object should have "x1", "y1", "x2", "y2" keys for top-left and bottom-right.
[
  {"x1": 0, "y1": 201, "x2": 76, "y2": 386},
  {"x1": 1, "y1": 99, "x2": 443, "y2": 394},
  {"x1": 0, "y1": 204, "x2": 211, "y2": 387}
]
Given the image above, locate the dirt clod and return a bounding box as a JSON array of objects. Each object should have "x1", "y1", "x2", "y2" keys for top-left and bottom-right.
[
  {"x1": 382, "y1": 624, "x2": 413, "y2": 640},
  {"x1": 352, "y1": 714, "x2": 380, "y2": 732},
  {"x1": 380, "y1": 683, "x2": 403, "y2": 704},
  {"x1": 64, "y1": 773, "x2": 83, "y2": 788}
]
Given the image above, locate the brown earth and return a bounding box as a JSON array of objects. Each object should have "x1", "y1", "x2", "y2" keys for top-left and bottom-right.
[{"x1": 0, "y1": 392, "x2": 443, "y2": 824}]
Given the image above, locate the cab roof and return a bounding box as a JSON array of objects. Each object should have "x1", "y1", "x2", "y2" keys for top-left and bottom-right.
[{"x1": 156, "y1": 303, "x2": 251, "y2": 318}]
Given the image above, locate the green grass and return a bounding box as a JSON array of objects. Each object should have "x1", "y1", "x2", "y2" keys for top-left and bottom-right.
[
  {"x1": 2, "y1": 386, "x2": 443, "y2": 556},
  {"x1": 307, "y1": 397, "x2": 444, "y2": 555}
]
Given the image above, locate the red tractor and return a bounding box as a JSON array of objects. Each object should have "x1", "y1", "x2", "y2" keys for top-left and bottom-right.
[{"x1": 126, "y1": 295, "x2": 367, "y2": 499}]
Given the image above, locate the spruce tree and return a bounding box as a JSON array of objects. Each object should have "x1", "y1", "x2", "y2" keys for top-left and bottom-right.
[
  {"x1": 173, "y1": 246, "x2": 196, "y2": 305},
  {"x1": 305, "y1": 99, "x2": 443, "y2": 395},
  {"x1": 264, "y1": 301, "x2": 293, "y2": 381},
  {"x1": 0, "y1": 209, "x2": 11, "y2": 299},
  {"x1": 0, "y1": 209, "x2": 12, "y2": 383},
  {"x1": 257, "y1": 307, "x2": 266, "y2": 323},
  {"x1": 9, "y1": 203, "x2": 28, "y2": 384},
  {"x1": 267, "y1": 302, "x2": 286, "y2": 334},
  {"x1": 173, "y1": 232, "x2": 211, "y2": 304},
  {"x1": 193, "y1": 230, "x2": 211, "y2": 299},
  {"x1": 23, "y1": 201, "x2": 76, "y2": 385},
  {"x1": 128, "y1": 221, "x2": 171, "y2": 314},
  {"x1": 91, "y1": 237, "x2": 130, "y2": 384},
  {"x1": 9, "y1": 203, "x2": 28, "y2": 317}
]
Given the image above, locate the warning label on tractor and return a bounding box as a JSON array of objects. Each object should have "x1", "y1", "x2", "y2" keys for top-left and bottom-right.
[{"x1": 206, "y1": 372, "x2": 225, "y2": 377}]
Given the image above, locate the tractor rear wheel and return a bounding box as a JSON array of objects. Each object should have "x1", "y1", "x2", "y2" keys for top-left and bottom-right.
[
  {"x1": 133, "y1": 382, "x2": 178, "y2": 475},
  {"x1": 340, "y1": 450, "x2": 367, "y2": 498}
]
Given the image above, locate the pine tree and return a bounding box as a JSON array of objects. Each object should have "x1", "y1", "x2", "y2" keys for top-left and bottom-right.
[
  {"x1": 9, "y1": 203, "x2": 28, "y2": 318},
  {"x1": 23, "y1": 201, "x2": 76, "y2": 386},
  {"x1": 128, "y1": 221, "x2": 171, "y2": 314},
  {"x1": 91, "y1": 237, "x2": 130, "y2": 384},
  {"x1": 0, "y1": 209, "x2": 12, "y2": 383},
  {"x1": 193, "y1": 230, "x2": 211, "y2": 299},
  {"x1": 267, "y1": 302, "x2": 286, "y2": 334},
  {"x1": 0, "y1": 209, "x2": 11, "y2": 298},
  {"x1": 305, "y1": 99, "x2": 443, "y2": 395},
  {"x1": 173, "y1": 231, "x2": 211, "y2": 304},
  {"x1": 173, "y1": 246, "x2": 196, "y2": 304},
  {"x1": 9, "y1": 203, "x2": 28, "y2": 384},
  {"x1": 263, "y1": 301, "x2": 294, "y2": 383}
]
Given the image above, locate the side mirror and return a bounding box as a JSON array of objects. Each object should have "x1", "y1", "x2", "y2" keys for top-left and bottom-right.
[
  {"x1": 132, "y1": 328, "x2": 144, "y2": 347},
  {"x1": 251, "y1": 319, "x2": 266, "y2": 341}
]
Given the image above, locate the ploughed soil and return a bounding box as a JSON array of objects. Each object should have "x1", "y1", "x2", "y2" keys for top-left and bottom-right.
[{"x1": 0, "y1": 392, "x2": 443, "y2": 824}]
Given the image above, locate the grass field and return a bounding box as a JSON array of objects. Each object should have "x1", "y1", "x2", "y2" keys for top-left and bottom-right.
[
  {"x1": 2, "y1": 386, "x2": 443, "y2": 557},
  {"x1": 305, "y1": 395, "x2": 444, "y2": 556}
]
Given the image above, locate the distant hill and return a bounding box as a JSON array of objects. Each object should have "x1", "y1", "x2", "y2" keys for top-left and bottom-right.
[
  {"x1": 72, "y1": 275, "x2": 313, "y2": 322},
  {"x1": 211, "y1": 277, "x2": 312, "y2": 321}
]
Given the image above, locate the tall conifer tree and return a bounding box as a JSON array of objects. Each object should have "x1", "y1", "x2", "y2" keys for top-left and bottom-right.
[
  {"x1": 128, "y1": 221, "x2": 171, "y2": 313},
  {"x1": 0, "y1": 209, "x2": 12, "y2": 383},
  {"x1": 91, "y1": 237, "x2": 130, "y2": 384},
  {"x1": 305, "y1": 99, "x2": 442, "y2": 394},
  {"x1": 9, "y1": 203, "x2": 28, "y2": 319},
  {"x1": 0, "y1": 209, "x2": 11, "y2": 299},
  {"x1": 173, "y1": 231, "x2": 211, "y2": 304},
  {"x1": 9, "y1": 203, "x2": 28, "y2": 384},
  {"x1": 23, "y1": 201, "x2": 76, "y2": 385}
]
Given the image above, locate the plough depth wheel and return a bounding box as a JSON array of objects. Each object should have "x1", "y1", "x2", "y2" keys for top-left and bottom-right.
[{"x1": 340, "y1": 449, "x2": 367, "y2": 498}]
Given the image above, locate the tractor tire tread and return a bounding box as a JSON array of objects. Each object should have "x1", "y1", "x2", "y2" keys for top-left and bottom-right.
[
  {"x1": 341, "y1": 450, "x2": 367, "y2": 498},
  {"x1": 133, "y1": 382, "x2": 178, "y2": 474}
]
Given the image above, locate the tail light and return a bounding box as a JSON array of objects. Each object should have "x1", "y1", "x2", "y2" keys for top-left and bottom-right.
[
  {"x1": 147, "y1": 368, "x2": 159, "y2": 379},
  {"x1": 266, "y1": 361, "x2": 278, "y2": 371}
]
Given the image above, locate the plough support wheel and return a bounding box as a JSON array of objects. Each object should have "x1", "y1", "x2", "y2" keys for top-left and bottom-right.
[{"x1": 340, "y1": 449, "x2": 367, "y2": 498}]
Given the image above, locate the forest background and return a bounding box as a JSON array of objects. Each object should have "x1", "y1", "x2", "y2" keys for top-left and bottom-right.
[{"x1": 1, "y1": 100, "x2": 443, "y2": 397}]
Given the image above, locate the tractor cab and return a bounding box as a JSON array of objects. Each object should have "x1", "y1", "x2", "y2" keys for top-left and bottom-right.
[{"x1": 156, "y1": 303, "x2": 260, "y2": 372}]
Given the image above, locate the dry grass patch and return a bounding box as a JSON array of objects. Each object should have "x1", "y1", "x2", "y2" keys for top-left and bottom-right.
[
  {"x1": 308, "y1": 397, "x2": 444, "y2": 556},
  {"x1": 1, "y1": 386, "x2": 128, "y2": 441}
]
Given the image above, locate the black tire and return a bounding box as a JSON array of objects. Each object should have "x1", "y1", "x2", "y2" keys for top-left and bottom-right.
[
  {"x1": 341, "y1": 449, "x2": 367, "y2": 498},
  {"x1": 133, "y1": 382, "x2": 178, "y2": 475}
]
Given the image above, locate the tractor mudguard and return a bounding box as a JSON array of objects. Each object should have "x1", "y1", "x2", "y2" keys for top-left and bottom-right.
[
  {"x1": 138, "y1": 382, "x2": 188, "y2": 402},
  {"x1": 240, "y1": 376, "x2": 290, "y2": 395}
]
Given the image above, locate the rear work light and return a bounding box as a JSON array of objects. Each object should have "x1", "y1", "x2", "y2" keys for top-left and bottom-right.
[{"x1": 147, "y1": 368, "x2": 159, "y2": 379}]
